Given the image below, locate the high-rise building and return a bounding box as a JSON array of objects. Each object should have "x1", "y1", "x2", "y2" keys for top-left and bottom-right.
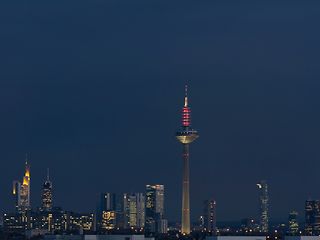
[
  {"x1": 305, "y1": 200, "x2": 320, "y2": 235},
  {"x1": 145, "y1": 184, "x2": 165, "y2": 233},
  {"x1": 98, "y1": 193, "x2": 117, "y2": 230},
  {"x1": 257, "y1": 180, "x2": 269, "y2": 233},
  {"x1": 41, "y1": 169, "x2": 53, "y2": 212},
  {"x1": 128, "y1": 193, "x2": 145, "y2": 229},
  {"x1": 176, "y1": 85, "x2": 199, "y2": 235},
  {"x1": 157, "y1": 218, "x2": 168, "y2": 234},
  {"x1": 203, "y1": 199, "x2": 217, "y2": 233},
  {"x1": 198, "y1": 215, "x2": 205, "y2": 230},
  {"x1": 120, "y1": 193, "x2": 132, "y2": 229},
  {"x1": 13, "y1": 158, "x2": 31, "y2": 213},
  {"x1": 12, "y1": 181, "x2": 21, "y2": 210},
  {"x1": 288, "y1": 210, "x2": 299, "y2": 235},
  {"x1": 100, "y1": 193, "x2": 116, "y2": 212}
]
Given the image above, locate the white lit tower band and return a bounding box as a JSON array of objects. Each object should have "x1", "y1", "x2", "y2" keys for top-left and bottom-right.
[
  {"x1": 257, "y1": 180, "x2": 269, "y2": 233},
  {"x1": 176, "y1": 85, "x2": 199, "y2": 235}
]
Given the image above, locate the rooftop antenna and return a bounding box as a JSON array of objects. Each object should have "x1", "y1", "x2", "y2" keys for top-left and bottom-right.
[
  {"x1": 47, "y1": 168, "x2": 50, "y2": 181},
  {"x1": 25, "y1": 153, "x2": 28, "y2": 165},
  {"x1": 184, "y1": 84, "x2": 188, "y2": 107}
]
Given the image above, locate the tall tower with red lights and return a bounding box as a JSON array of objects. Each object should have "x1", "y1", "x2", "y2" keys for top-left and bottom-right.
[{"x1": 176, "y1": 85, "x2": 199, "y2": 235}]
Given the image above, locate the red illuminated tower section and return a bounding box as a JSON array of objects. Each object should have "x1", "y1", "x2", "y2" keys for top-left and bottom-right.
[
  {"x1": 182, "y1": 85, "x2": 191, "y2": 127},
  {"x1": 176, "y1": 85, "x2": 199, "y2": 235}
]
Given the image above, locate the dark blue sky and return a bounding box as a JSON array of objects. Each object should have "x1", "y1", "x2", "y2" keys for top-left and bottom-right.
[{"x1": 1, "y1": 0, "x2": 320, "y2": 222}]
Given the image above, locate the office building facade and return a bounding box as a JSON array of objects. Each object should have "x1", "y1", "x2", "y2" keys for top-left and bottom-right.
[
  {"x1": 288, "y1": 211, "x2": 299, "y2": 235},
  {"x1": 41, "y1": 169, "x2": 53, "y2": 212},
  {"x1": 203, "y1": 199, "x2": 217, "y2": 233},
  {"x1": 305, "y1": 200, "x2": 320, "y2": 235},
  {"x1": 257, "y1": 181, "x2": 269, "y2": 233},
  {"x1": 145, "y1": 185, "x2": 165, "y2": 234}
]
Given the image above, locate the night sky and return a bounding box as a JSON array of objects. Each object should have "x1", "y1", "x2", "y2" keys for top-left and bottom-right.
[{"x1": 1, "y1": 0, "x2": 320, "y2": 223}]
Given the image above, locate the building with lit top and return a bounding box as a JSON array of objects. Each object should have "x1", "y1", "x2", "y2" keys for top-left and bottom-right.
[
  {"x1": 256, "y1": 180, "x2": 269, "y2": 233},
  {"x1": 7, "y1": 158, "x2": 32, "y2": 232},
  {"x1": 13, "y1": 158, "x2": 31, "y2": 213},
  {"x1": 176, "y1": 85, "x2": 199, "y2": 235}
]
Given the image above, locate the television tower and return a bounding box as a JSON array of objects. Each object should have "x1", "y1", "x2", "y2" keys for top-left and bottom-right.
[{"x1": 176, "y1": 85, "x2": 199, "y2": 234}]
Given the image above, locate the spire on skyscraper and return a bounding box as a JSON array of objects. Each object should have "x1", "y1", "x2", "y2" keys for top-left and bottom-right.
[
  {"x1": 24, "y1": 154, "x2": 30, "y2": 178},
  {"x1": 47, "y1": 168, "x2": 50, "y2": 181},
  {"x1": 25, "y1": 153, "x2": 28, "y2": 165}
]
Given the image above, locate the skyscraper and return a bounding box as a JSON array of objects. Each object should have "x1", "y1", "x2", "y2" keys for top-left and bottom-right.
[
  {"x1": 145, "y1": 184, "x2": 165, "y2": 233},
  {"x1": 41, "y1": 169, "x2": 53, "y2": 211},
  {"x1": 176, "y1": 85, "x2": 199, "y2": 235},
  {"x1": 203, "y1": 199, "x2": 217, "y2": 233},
  {"x1": 257, "y1": 180, "x2": 269, "y2": 233},
  {"x1": 128, "y1": 193, "x2": 145, "y2": 229},
  {"x1": 288, "y1": 210, "x2": 299, "y2": 235},
  {"x1": 122, "y1": 193, "x2": 131, "y2": 229},
  {"x1": 13, "y1": 158, "x2": 31, "y2": 213},
  {"x1": 98, "y1": 193, "x2": 117, "y2": 230},
  {"x1": 305, "y1": 200, "x2": 320, "y2": 235}
]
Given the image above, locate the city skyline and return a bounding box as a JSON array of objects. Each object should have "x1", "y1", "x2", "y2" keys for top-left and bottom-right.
[
  {"x1": 1, "y1": 0, "x2": 320, "y2": 224},
  {"x1": 7, "y1": 158, "x2": 319, "y2": 229},
  {"x1": 5, "y1": 140, "x2": 316, "y2": 225},
  {"x1": 3, "y1": 82, "x2": 320, "y2": 223}
]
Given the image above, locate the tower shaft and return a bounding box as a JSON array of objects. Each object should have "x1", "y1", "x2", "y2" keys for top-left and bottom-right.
[{"x1": 181, "y1": 143, "x2": 190, "y2": 234}]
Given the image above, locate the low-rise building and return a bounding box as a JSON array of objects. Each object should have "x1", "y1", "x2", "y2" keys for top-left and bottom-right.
[
  {"x1": 44, "y1": 235, "x2": 154, "y2": 240},
  {"x1": 285, "y1": 237, "x2": 320, "y2": 240},
  {"x1": 206, "y1": 237, "x2": 266, "y2": 240}
]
